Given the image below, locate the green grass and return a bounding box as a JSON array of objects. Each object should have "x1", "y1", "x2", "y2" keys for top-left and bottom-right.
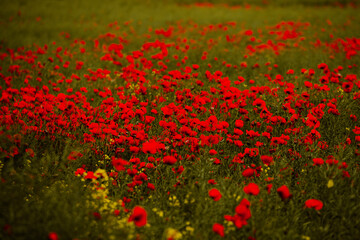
[{"x1": 1, "y1": 0, "x2": 360, "y2": 239}]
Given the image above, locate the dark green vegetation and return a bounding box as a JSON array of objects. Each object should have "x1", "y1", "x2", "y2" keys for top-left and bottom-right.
[{"x1": 1, "y1": 0, "x2": 360, "y2": 239}]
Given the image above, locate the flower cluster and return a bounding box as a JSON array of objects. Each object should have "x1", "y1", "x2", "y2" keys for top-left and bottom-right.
[{"x1": 1, "y1": 2, "x2": 359, "y2": 239}]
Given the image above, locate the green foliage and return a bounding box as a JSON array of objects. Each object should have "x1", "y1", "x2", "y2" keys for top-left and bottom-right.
[{"x1": 1, "y1": 0, "x2": 360, "y2": 239}]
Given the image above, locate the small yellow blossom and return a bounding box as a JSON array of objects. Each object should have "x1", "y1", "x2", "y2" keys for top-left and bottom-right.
[
  {"x1": 166, "y1": 228, "x2": 182, "y2": 240},
  {"x1": 327, "y1": 179, "x2": 334, "y2": 188}
]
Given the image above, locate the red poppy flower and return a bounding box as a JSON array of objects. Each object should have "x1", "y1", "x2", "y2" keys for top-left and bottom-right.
[
  {"x1": 48, "y1": 232, "x2": 58, "y2": 240},
  {"x1": 192, "y1": 64, "x2": 199, "y2": 70},
  {"x1": 25, "y1": 148, "x2": 35, "y2": 157},
  {"x1": 342, "y1": 82, "x2": 353, "y2": 93},
  {"x1": 212, "y1": 223, "x2": 225, "y2": 237},
  {"x1": 147, "y1": 182, "x2": 155, "y2": 191},
  {"x1": 74, "y1": 168, "x2": 86, "y2": 176},
  {"x1": 261, "y1": 155, "x2": 273, "y2": 166},
  {"x1": 287, "y1": 69, "x2": 294, "y2": 74},
  {"x1": 163, "y1": 155, "x2": 177, "y2": 165},
  {"x1": 245, "y1": 30, "x2": 253, "y2": 36},
  {"x1": 114, "y1": 209, "x2": 120, "y2": 216},
  {"x1": 266, "y1": 184, "x2": 273, "y2": 194},
  {"x1": 313, "y1": 158, "x2": 324, "y2": 166},
  {"x1": 130, "y1": 146, "x2": 140, "y2": 153},
  {"x1": 228, "y1": 198, "x2": 251, "y2": 228},
  {"x1": 353, "y1": 126, "x2": 360, "y2": 134},
  {"x1": 142, "y1": 140, "x2": 165, "y2": 154},
  {"x1": 305, "y1": 113, "x2": 320, "y2": 129},
  {"x1": 209, "y1": 149, "x2": 217, "y2": 155},
  {"x1": 242, "y1": 168, "x2": 254, "y2": 178},
  {"x1": 277, "y1": 185, "x2": 292, "y2": 201},
  {"x1": 246, "y1": 130, "x2": 260, "y2": 139},
  {"x1": 252, "y1": 98, "x2": 266, "y2": 108},
  {"x1": 304, "y1": 81, "x2": 313, "y2": 88},
  {"x1": 128, "y1": 206, "x2": 147, "y2": 227},
  {"x1": 244, "y1": 183, "x2": 260, "y2": 196},
  {"x1": 234, "y1": 128, "x2": 244, "y2": 135},
  {"x1": 84, "y1": 171, "x2": 97, "y2": 180},
  {"x1": 244, "y1": 148, "x2": 259, "y2": 157},
  {"x1": 350, "y1": 114, "x2": 357, "y2": 122},
  {"x1": 208, "y1": 179, "x2": 217, "y2": 185},
  {"x1": 305, "y1": 199, "x2": 323, "y2": 210},
  {"x1": 67, "y1": 151, "x2": 83, "y2": 161},
  {"x1": 209, "y1": 188, "x2": 222, "y2": 201},
  {"x1": 93, "y1": 212, "x2": 101, "y2": 220},
  {"x1": 235, "y1": 119, "x2": 244, "y2": 128},
  {"x1": 112, "y1": 157, "x2": 129, "y2": 171}
]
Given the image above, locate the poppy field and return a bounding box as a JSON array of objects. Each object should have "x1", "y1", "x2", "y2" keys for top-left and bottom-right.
[{"x1": 1, "y1": 0, "x2": 360, "y2": 239}]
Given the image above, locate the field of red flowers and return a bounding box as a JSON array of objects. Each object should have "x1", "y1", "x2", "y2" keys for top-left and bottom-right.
[{"x1": 1, "y1": 0, "x2": 360, "y2": 239}]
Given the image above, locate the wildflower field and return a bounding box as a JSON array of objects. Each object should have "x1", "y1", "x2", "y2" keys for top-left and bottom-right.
[{"x1": 1, "y1": 0, "x2": 360, "y2": 239}]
